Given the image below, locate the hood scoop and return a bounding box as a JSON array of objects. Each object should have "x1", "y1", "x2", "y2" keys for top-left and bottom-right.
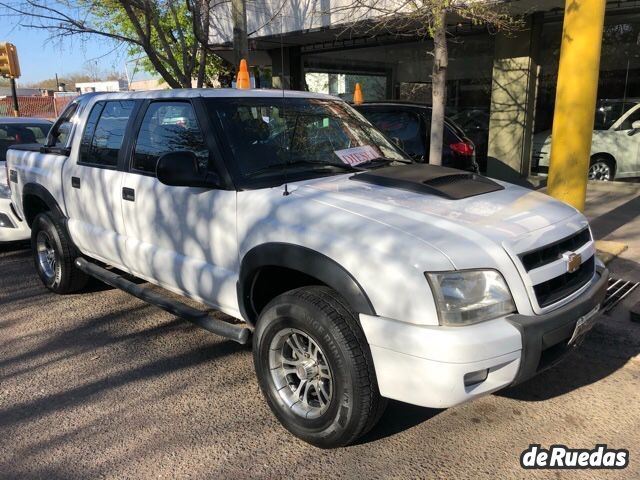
[{"x1": 350, "y1": 164, "x2": 504, "y2": 200}]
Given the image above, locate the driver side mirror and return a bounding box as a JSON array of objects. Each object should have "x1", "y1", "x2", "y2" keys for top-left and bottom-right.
[
  {"x1": 628, "y1": 120, "x2": 640, "y2": 136},
  {"x1": 156, "y1": 151, "x2": 221, "y2": 188}
]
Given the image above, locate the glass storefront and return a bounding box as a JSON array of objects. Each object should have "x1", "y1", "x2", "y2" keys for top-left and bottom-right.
[
  {"x1": 533, "y1": 12, "x2": 640, "y2": 181},
  {"x1": 290, "y1": 8, "x2": 640, "y2": 181}
]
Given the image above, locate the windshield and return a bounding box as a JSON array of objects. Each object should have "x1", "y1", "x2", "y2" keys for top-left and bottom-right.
[{"x1": 208, "y1": 98, "x2": 409, "y2": 188}]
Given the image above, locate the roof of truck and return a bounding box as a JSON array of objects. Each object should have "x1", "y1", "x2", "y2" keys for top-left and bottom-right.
[
  {"x1": 0, "y1": 117, "x2": 53, "y2": 124},
  {"x1": 77, "y1": 88, "x2": 340, "y2": 102}
]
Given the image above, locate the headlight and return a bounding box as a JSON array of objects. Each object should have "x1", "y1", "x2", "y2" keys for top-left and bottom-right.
[{"x1": 426, "y1": 270, "x2": 515, "y2": 326}]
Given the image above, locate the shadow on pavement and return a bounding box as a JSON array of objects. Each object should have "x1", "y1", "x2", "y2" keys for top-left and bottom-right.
[
  {"x1": 589, "y1": 194, "x2": 640, "y2": 240},
  {"x1": 500, "y1": 294, "x2": 640, "y2": 402},
  {"x1": 356, "y1": 401, "x2": 442, "y2": 445},
  {"x1": 0, "y1": 240, "x2": 30, "y2": 254}
]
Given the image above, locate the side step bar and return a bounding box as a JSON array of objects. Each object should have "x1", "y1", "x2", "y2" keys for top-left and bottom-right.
[{"x1": 75, "y1": 258, "x2": 251, "y2": 345}]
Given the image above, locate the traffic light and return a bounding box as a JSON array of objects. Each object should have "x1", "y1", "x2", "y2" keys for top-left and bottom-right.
[{"x1": 0, "y1": 43, "x2": 21, "y2": 79}]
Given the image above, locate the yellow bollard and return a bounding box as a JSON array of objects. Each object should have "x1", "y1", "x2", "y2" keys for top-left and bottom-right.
[
  {"x1": 236, "y1": 59, "x2": 251, "y2": 89},
  {"x1": 547, "y1": 0, "x2": 607, "y2": 211},
  {"x1": 353, "y1": 83, "x2": 364, "y2": 105}
]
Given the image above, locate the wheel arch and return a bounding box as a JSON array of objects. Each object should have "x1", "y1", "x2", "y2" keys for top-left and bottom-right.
[
  {"x1": 22, "y1": 183, "x2": 64, "y2": 227},
  {"x1": 238, "y1": 243, "x2": 376, "y2": 326}
]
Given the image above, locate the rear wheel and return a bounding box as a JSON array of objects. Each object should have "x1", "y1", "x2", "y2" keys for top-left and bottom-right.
[
  {"x1": 253, "y1": 286, "x2": 386, "y2": 448},
  {"x1": 589, "y1": 157, "x2": 615, "y2": 181},
  {"x1": 31, "y1": 212, "x2": 88, "y2": 293}
]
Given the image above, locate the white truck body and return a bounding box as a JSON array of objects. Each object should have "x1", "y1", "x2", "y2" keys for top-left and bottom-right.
[{"x1": 6, "y1": 89, "x2": 608, "y2": 433}]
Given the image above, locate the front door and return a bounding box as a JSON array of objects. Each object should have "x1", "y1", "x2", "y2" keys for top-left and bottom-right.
[
  {"x1": 62, "y1": 99, "x2": 136, "y2": 266},
  {"x1": 120, "y1": 100, "x2": 239, "y2": 315},
  {"x1": 609, "y1": 105, "x2": 640, "y2": 177}
]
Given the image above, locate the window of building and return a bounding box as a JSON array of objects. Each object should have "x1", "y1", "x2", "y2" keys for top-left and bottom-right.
[{"x1": 132, "y1": 101, "x2": 209, "y2": 174}]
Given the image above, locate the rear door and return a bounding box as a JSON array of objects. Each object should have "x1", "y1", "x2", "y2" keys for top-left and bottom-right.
[
  {"x1": 62, "y1": 99, "x2": 137, "y2": 266},
  {"x1": 120, "y1": 99, "x2": 239, "y2": 314}
]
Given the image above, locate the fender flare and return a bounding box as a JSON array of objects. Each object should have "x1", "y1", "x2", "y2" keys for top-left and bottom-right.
[
  {"x1": 22, "y1": 183, "x2": 65, "y2": 226},
  {"x1": 238, "y1": 243, "x2": 376, "y2": 324}
]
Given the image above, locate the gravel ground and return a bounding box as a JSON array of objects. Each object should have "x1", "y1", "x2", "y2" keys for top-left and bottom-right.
[{"x1": 1, "y1": 242, "x2": 639, "y2": 479}]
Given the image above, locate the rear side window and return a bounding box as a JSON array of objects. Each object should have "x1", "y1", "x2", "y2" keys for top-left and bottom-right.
[
  {"x1": 80, "y1": 100, "x2": 135, "y2": 167},
  {"x1": 361, "y1": 110, "x2": 425, "y2": 158},
  {"x1": 132, "y1": 101, "x2": 209, "y2": 174}
]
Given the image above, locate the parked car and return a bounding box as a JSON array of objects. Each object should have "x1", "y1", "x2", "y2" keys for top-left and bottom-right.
[
  {"x1": 447, "y1": 107, "x2": 490, "y2": 173},
  {"x1": 533, "y1": 99, "x2": 640, "y2": 181},
  {"x1": 0, "y1": 117, "x2": 52, "y2": 242},
  {"x1": 354, "y1": 102, "x2": 479, "y2": 172},
  {"x1": 7, "y1": 90, "x2": 607, "y2": 448}
]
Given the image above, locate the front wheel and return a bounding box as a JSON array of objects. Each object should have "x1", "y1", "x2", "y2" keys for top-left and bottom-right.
[
  {"x1": 589, "y1": 157, "x2": 615, "y2": 181},
  {"x1": 253, "y1": 286, "x2": 386, "y2": 448},
  {"x1": 31, "y1": 212, "x2": 88, "y2": 293}
]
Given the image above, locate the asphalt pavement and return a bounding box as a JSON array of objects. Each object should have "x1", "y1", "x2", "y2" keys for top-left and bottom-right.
[{"x1": 1, "y1": 240, "x2": 639, "y2": 479}]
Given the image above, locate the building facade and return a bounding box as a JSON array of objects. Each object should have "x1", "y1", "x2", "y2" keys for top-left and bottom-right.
[{"x1": 210, "y1": 0, "x2": 640, "y2": 180}]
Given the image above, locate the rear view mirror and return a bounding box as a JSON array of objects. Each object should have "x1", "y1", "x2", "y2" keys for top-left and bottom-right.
[
  {"x1": 156, "y1": 151, "x2": 220, "y2": 188},
  {"x1": 629, "y1": 120, "x2": 640, "y2": 136}
]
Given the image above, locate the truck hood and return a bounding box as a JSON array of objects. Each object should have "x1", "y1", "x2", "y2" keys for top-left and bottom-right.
[{"x1": 295, "y1": 172, "x2": 579, "y2": 259}]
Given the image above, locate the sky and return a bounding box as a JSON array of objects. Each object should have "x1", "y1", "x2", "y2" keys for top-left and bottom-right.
[{"x1": 2, "y1": 20, "x2": 140, "y2": 85}]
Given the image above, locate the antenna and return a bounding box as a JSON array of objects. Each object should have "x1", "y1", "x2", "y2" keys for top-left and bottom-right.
[{"x1": 280, "y1": 4, "x2": 291, "y2": 196}]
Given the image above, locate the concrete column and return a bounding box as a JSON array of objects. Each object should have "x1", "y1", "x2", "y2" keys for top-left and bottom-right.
[
  {"x1": 486, "y1": 14, "x2": 542, "y2": 181},
  {"x1": 269, "y1": 47, "x2": 303, "y2": 90}
]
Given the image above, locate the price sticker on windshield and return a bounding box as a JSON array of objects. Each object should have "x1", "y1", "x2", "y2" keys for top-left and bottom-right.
[{"x1": 334, "y1": 146, "x2": 380, "y2": 166}]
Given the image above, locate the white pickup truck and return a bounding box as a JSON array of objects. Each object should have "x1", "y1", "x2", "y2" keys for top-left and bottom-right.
[{"x1": 6, "y1": 89, "x2": 608, "y2": 448}]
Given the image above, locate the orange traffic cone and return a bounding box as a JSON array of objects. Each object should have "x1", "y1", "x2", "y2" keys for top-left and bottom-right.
[
  {"x1": 236, "y1": 59, "x2": 250, "y2": 89},
  {"x1": 353, "y1": 83, "x2": 363, "y2": 105}
]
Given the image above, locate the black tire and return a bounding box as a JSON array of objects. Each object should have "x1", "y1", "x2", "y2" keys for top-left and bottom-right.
[
  {"x1": 253, "y1": 286, "x2": 386, "y2": 448},
  {"x1": 31, "y1": 212, "x2": 88, "y2": 294},
  {"x1": 589, "y1": 156, "x2": 616, "y2": 181}
]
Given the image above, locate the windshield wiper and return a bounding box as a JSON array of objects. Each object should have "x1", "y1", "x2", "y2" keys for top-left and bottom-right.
[
  {"x1": 354, "y1": 156, "x2": 412, "y2": 168},
  {"x1": 245, "y1": 160, "x2": 359, "y2": 178}
]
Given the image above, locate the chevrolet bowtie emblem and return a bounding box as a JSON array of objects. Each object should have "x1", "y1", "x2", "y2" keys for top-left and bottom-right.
[{"x1": 562, "y1": 252, "x2": 582, "y2": 274}]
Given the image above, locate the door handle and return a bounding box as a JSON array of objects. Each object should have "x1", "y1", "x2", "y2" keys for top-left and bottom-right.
[
  {"x1": 122, "y1": 187, "x2": 135, "y2": 202},
  {"x1": 71, "y1": 177, "x2": 81, "y2": 189}
]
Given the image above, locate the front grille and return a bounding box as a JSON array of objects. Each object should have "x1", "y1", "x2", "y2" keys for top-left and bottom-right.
[
  {"x1": 533, "y1": 255, "x2": 595, "y2": 308},
  {"x1": 520, "y1": 228, "x2": 591, "y2": 271}
]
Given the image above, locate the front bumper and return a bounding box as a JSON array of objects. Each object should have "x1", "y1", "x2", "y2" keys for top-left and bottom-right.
[
  {"x1": 0, "y1": 197, "x2": 30, "y2": 242},
  {"x1": 360, "y1": 267, "x2": 608, "y2": 409},
  {"x1": 507, "y1": 266, "x2": 609, "y2": 385}
]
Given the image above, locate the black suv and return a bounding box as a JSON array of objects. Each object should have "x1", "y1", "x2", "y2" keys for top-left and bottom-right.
[{"x1": 354, "y1": 102, "x2": 478, "y2": 172}]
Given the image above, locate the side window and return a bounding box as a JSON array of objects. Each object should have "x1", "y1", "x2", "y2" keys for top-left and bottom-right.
[
  {"x1": 618, "y1": 106, "x2": 640, "y2": 131},
  {"x1": 80, "y1": 100, "x2": 135, "y2": 167},
  {"x1": 132, "y1": 101, "x2": 209, "y2": 174},
  {"x1": 48, "y1": 102, "x2": 79, "y2": 148},
  {"x1": 362, "y1": 110, "x2": 425, "y2": 157}
]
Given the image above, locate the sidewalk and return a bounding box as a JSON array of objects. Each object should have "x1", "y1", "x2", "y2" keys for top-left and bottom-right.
[
  {"x1": 583, "y1": 181, "x2": 640, "y2": 282},
  {"x1": 581, "y1": 181, "x2": 640, "y2": 369}
]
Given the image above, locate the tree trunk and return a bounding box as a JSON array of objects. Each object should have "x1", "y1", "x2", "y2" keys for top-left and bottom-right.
[
  {"x1": 429, "y1": 9, "x2": 448, "y2": 166},
  {"x1": 197, "y1": 48, "x2": 207, "y2": 87}
]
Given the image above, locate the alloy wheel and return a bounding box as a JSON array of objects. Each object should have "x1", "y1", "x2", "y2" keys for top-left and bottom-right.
[
  {"x1": 269, "y1": 328, "x2": 333, "y2": 419},
  {"x1": 36, "y1": 230, "x2": 58, "y2": 282},
  {"x1": 588, "y1": 161, "x2": 612, "y2": 181}
]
